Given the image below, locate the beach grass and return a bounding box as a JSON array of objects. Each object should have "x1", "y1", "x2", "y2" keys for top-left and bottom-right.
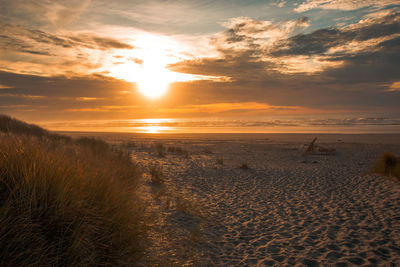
[{"x1": 0, "y1": 115, "x2": 146, "y2": 266}]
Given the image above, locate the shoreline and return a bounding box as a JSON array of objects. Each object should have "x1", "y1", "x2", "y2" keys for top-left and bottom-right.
[{"x1": 58, "y1": 132, "x2": 400, "y2": 145}]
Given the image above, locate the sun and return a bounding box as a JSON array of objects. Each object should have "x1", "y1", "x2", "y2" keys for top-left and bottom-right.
[
  {"x1": 136, "y1": 66, "x2": 171, "y2": 98},
  {"x1": 105, "y1": 33, "x2": 202, "y2": 98}
]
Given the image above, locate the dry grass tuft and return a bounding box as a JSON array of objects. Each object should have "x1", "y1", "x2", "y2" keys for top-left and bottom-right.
[
  {"x1": 152, "y1": 143, "x2": 166, "y2": 157},
  {"x1": 0, "y1": 115, "x2": 147, "y2": 266},
  {"x1": 374, "y1": 152, "x2": 400, "y2": 180},
  {"x1": 149, "y1": 164, "x2": 165, "y2": 184},
  {"x1": 167, "y1": 146, "x2": 189, "y2": 157}
]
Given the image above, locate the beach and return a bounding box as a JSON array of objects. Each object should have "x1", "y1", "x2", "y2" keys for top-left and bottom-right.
[
  {"x1": 65, "y1": 133, "x2": 400, "y2": 266},
  {"x1": 3, "y1": 0, "x2": 400, "y2": 264}
]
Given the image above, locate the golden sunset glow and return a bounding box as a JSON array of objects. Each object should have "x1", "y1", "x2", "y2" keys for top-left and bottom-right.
[
  {"x1": 0, "y1": 0, "x2": 399, "y2": 133},
  {"x1": 2, "y1": 2, "x2": 400, "y2": 266},
  {"x1": 131, "y1": 118, "x2": 173, "y2": 133},
  {"x1": 105, "y1": 34, "x2": 203, "y2": 98},
  {"x1": 144, "y1": 125, "x2": 166, "y2": 133}
]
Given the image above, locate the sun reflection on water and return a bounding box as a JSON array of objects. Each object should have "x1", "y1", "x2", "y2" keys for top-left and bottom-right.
[{"x1": 133, "y1": 118, "x2": 175, "y2": 133}]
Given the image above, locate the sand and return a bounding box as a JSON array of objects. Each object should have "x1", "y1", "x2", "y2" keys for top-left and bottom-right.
[{"x1": 66, "y1": 133, "x2": 400, "y2": 266}]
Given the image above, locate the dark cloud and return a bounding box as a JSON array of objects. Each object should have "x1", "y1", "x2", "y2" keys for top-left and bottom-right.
[
  {"x1": 319, "y1": 35, "x2": 400, "y2": 85},
  {"x1": 272, "y1": 11, "x2": 400, "y2": 56},
  {"x1": 0, "y1": 71, "x2": 132, "y2": 99},
  {"x1": 273, "y1": 28, "x2": 342, "y2": 56},
  {"x1": 0, "y1": 70, "x2": 150, "y2": 121},
  {"x1": 169, "y1": 54, "x2": 275, "y2": 80},
  {"x1": 70, "y1": 34, "x2": 134, "y2": 50},
  {"x1": 0, "y1": 32, "x2": 51, "y2": 56},
  {"x1": 168, "y1": 12, "x2": 400, "y2": 111},
  {"x1": 20, "y1": 50, "x2": 52, "y2": 56}
]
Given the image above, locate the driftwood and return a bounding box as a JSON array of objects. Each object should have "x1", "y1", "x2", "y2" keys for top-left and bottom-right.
[
  {"x1": 303, "y1": 137, "x2": 336, "y2": 156},
  {"x1": 303, "y1": 137, "x2": 317, "y2": 156}
]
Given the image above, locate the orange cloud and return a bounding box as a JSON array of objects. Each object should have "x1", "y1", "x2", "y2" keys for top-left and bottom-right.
[
  {"x1": 155, "y1": 102, "x2": 332, "y2": 116},
  {"x1": 76, "y1": 97, "x2": 100, "y2": 101},
  {"x1": 64, "y1": 105, "x2": 139, "y2": 112},
  {"x1": 387, "y1": 81, "x2": 400, "y2": 92}
]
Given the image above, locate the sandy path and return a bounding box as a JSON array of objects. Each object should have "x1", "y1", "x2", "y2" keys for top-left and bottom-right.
[{"x1": 130, "y1": 138, "x2": 400, "y2": 266}]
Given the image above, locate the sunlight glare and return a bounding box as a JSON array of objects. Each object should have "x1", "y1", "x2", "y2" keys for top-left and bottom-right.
[
  {"x1": 133, "y1": 118, "x2": 175, "y2": 133},
  {"x1": 105, "y1": 33, "x2": 221, "y2": 99},
  {"x1": 136, "y1": 63, "x2": 171, "y2": 98},
  {"x1": 146, "y1": 126, "x2": 162, "y2": 133}
]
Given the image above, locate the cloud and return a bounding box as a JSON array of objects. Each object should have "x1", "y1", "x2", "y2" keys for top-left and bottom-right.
[
  {"x1": 0, "y1": 105, "x2": 30, "y2": 109},
  {"x1": 386, "y1": 81, "x2": 400, "y2": 91},
  {"x1": 129, "y1": 57, "x2": 143, "y2": 65},
  {"x1": 274, "y1": 0, "x2": 287, "y2": 8},
  {"x1": 168, "y1": 11, "x2": 400, "y2": 112},
  {"x1": 169, "y1": 102, "x2": 300, "y2": 114},
  {"x1": 0, "y1": 23, "x2": 133, "y2": 54},
  {"x1": 0, "y1": 84, "x2": 14, "y2": 89},
  {"x1": 0, "y1": 70, "x2": 150, "y2": 121},
  {"x1": 0, "y1": 70, "x2": 133, "y2": 99},
  {"x1": 169, "y1": 16, "x2": 312, "y2": 78},
  {"x1": 295, "y1": 0, "x2": 399, "y2": 12},
  {"x1": 171, "y1": 11, "x2": 400, "y2": 77},
  {"x1": 0, "y1": 23, "x2": 134, "y2": 78},
  {"x1": 0, "y1": 0, "x2": 92, "y2": 28},
  {"x1": 215, "y1": 16, "x2": 310, "y2": 52},
  {"x1": 272, "y1": 11, "x2": 400, "y2": 57},
  {"x1": 0, "y1": 93, "x2": 46, "y2": 99},
  {"x1": 63, "y1": 101, "x2": 324, "y2": 118},
  {"x1": 71, "y1": 35, "x2": 134, "y2": 50},
  {"x1": 76, "y1": 97, "x2": 101, "y2": 101}
]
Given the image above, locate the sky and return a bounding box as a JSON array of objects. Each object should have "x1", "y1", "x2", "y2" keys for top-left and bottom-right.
[{"x1": 0, "y1": 0, "x2": 399, "y2": 133}]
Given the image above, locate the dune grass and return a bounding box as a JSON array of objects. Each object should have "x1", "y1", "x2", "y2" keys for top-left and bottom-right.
[
  {"x1": 150, "y1": 143, "x2": 189, "y2": 158},
  {"x1": 0, "y1": 114, "x2": 71, "y2": 142},
  {"x1": 374, "y1": 152, "x2": 400, "y2": 180},
  {"x1": 0, "y1": 115, "x2": 146, "y2": 266}
]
